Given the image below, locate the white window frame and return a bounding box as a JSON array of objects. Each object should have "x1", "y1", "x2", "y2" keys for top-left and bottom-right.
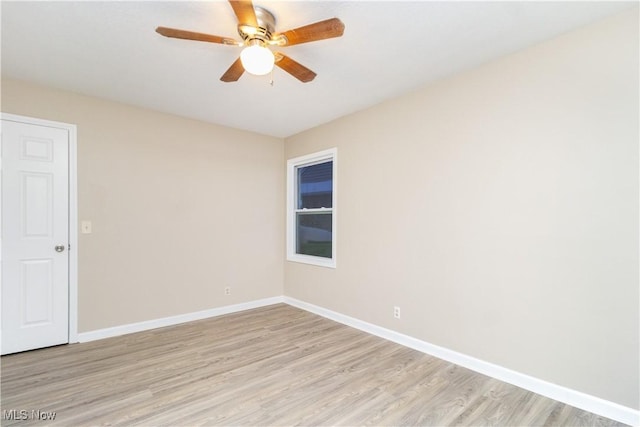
[{"x1": 287, "y1": 148, "x2": 337, "y2": 268}]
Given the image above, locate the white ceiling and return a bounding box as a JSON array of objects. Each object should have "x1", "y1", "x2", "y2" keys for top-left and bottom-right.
[{"x1": 1, "y1": 1, "x2": 634, "y2": 138}]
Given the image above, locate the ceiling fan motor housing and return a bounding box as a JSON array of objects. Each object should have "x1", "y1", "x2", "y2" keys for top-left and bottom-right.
[{"x1": 238, "y1": 6, "x2": 278, "y2": 45}]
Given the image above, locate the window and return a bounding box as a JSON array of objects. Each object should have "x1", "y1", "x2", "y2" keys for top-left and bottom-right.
[{"x1": 287, "y1": 148, "x2": 337, "y2": 268}]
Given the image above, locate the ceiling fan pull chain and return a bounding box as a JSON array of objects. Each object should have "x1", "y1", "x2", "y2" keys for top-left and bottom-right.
[{"x1": 270, "y1": 68, "x2": 274, "y2": 86}]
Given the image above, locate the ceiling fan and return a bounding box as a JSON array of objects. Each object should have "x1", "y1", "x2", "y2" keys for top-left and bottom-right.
[{"x1": 155, "y1": 0, "x2": 345, "y2": 83}]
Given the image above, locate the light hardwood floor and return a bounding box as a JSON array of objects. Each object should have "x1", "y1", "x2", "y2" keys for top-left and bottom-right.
[{"x1": 1, "y1": 304, "x2": 626, "y2": 426}]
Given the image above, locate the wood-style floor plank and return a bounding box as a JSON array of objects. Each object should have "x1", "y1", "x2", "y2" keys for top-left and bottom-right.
[{"x1": 0, "y1": 304, "x2": 627, "y2": 426}]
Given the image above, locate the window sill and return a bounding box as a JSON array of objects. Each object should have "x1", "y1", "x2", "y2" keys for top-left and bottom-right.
[{"x1": 287, "y1": 254, "x2": 336, "y2": 269}]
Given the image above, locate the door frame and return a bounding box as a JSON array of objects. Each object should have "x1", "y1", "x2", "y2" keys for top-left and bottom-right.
[{"x1": 1, "y1": 112, "x2": 78, "y2": 344}]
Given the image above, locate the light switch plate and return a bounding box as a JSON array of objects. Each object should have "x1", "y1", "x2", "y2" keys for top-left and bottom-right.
[{"x1": 81, "y1": 220, "x2": 92, "y2": 234}]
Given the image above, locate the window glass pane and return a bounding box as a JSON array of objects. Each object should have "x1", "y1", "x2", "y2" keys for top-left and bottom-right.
[
  {"x1": 296, "y1": 212, "x2": 332, "y2": 258},
  {"x1": 297, "y1": 161, "x2": 333, "y2": 209}
]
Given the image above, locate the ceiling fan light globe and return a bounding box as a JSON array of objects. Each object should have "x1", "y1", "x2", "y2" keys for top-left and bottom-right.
[{"x1": 240, "y1": 45, "x2": 275, "y2": 76}]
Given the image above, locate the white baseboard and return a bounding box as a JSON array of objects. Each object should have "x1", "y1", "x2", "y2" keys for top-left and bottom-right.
[
  {"x1": 78, "y1": 296, "x2": 284, "y2": 343},
  {"x1": 283, "y1": 296, "x2": 639, "y2": 427}
]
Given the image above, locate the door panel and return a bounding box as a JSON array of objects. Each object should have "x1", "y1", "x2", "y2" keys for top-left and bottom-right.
[
  {"x1": 23, "y1": 172, "x2": 53, "y2": 237},
  {"x1": 2, "y1": 119, "x2": 69, "y2": 355},
  {"x1": 21, "y1": 259, "x2": 54, "y2": 325}
]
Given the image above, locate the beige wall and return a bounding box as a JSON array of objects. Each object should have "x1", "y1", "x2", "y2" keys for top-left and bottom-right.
[
  {"x1": 1, "y1": 78, "x2": 285, "y2": 332},
  {"x1": 285, "y1": 9, "x2": 639, "y2": 409}
]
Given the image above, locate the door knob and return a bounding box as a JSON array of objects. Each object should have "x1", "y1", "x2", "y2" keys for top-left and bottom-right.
[{"x1": 55, "y1": 245, "x2": 66, "y2": 253}]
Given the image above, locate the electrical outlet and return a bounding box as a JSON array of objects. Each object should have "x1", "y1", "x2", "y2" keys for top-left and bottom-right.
[
  {"x1": 393, "y1": 306, "x2": 400, "y2": 319},
  {"x1": 225, "y1": 287, "x2": 231, "y2": 295}
]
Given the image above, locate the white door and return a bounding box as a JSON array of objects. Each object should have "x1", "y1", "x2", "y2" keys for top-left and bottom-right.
[{"x1": 1, "y1": 118, "x2": 70, "y2": 355}]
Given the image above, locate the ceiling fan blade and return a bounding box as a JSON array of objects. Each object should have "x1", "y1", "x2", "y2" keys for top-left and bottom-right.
[
  {"x1": 275, "y1": 54, "x2": 316, "y2": 83},
  {"x1": 156, "y1": 27, "x2": 236, "y2": 45},
  {"x1": 229, "y1": 0, "x2": 258, "y2": 27},
  {"x1": 220, "y1": 57, "x2": 245, "y2": 82},
  {"x1": 275, "y1": 18, "x2": 345, "y2": 46}
]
